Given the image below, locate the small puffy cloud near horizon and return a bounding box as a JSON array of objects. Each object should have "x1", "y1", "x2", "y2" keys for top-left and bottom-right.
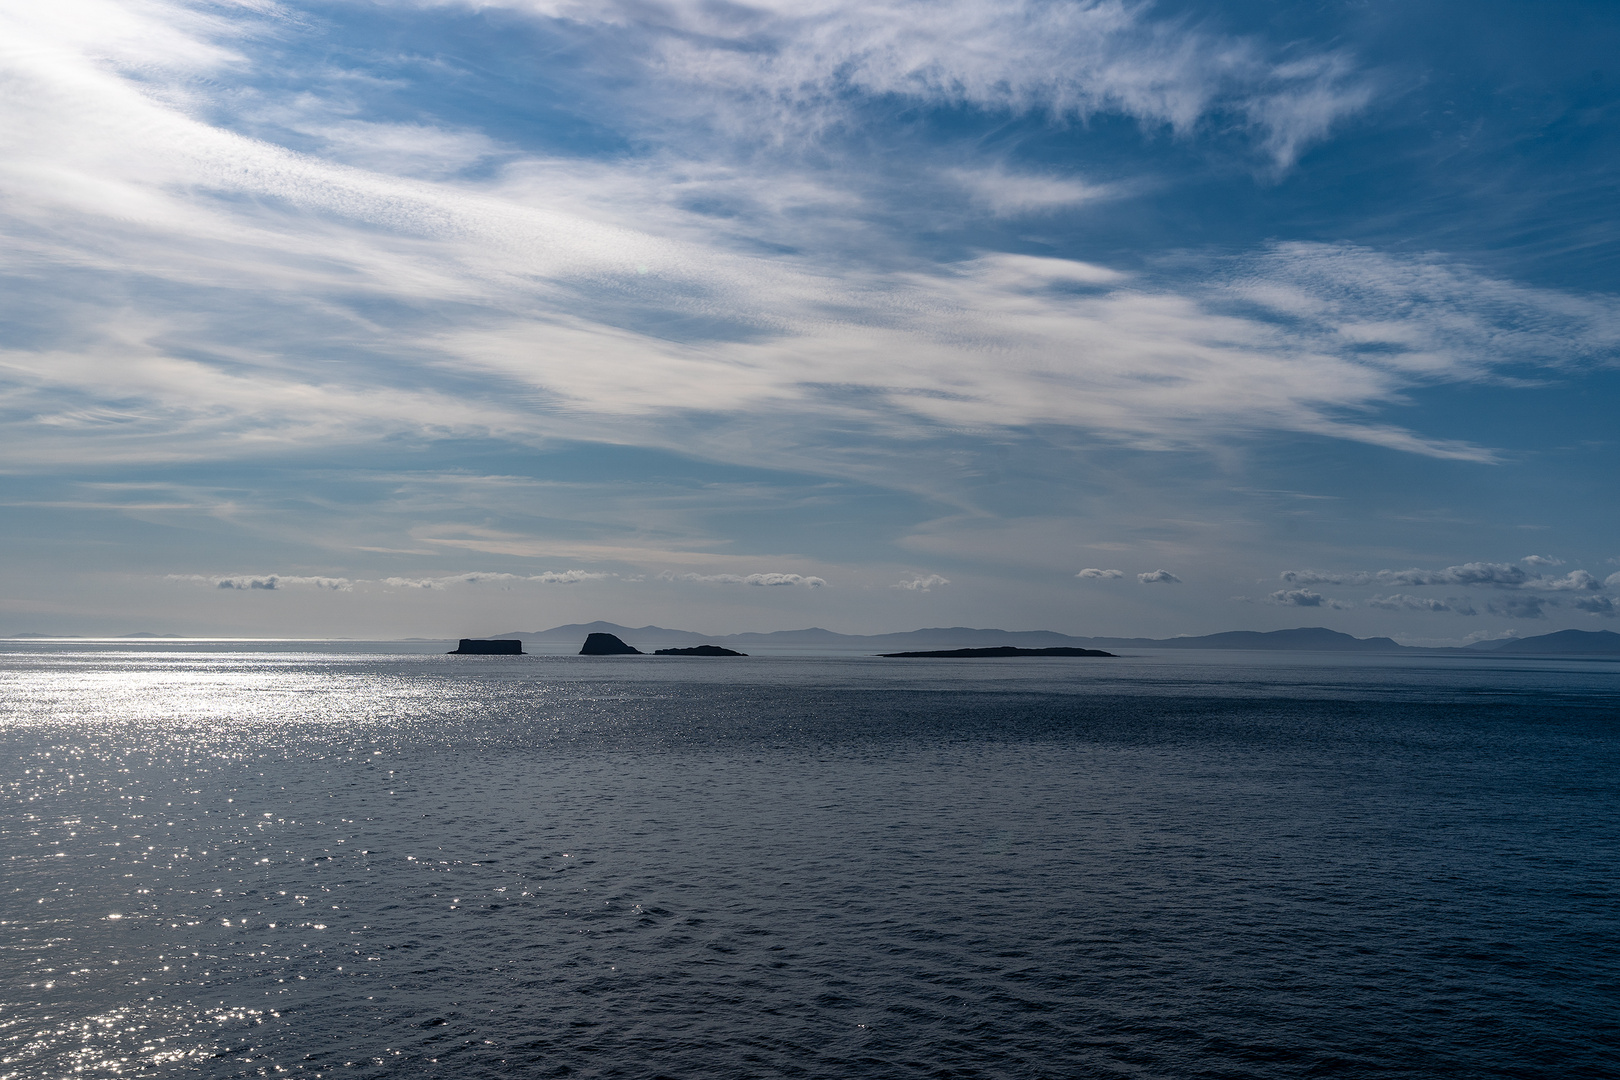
[
  {"x1": 1269, "y1": 588, "x2": 1333, "y2": 608},
  {"x1": 1366, "y1": 594, "x2": 1475, "y2": 615},
  {"x1": 894, "y1": 575, "x2": 950, "y2": 591},
  {"x1": 1, "y1": 0, "x2": 1617, "y2": 641}
]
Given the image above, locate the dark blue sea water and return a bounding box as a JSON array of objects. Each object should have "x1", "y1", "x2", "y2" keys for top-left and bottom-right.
[{"x1": 1, "y1": 643, "x2": 1616, "y2": 1078}]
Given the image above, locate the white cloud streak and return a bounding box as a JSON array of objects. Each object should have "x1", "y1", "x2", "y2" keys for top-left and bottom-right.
[
  {"x1": 170, "y1": 571, "x2": 608, "y2": 591},
  {"x1": 1365, "y1": 594, "x2": 1474, "y2": 615},
  {"x1": 661, "y1": 572, "x2": 827, "y2": 587},
  {"x1": 378, "y1": 571, "x2": 612, "y2": 588},
  {"x1": 1281, "y1": 562, "x2": 1613, "y2": 592},
  {"x1": 168, "y1": 574, "x2": 354, "y2": 591},
  {"x1": 1282, "y1": 564, "x2": 1532, "y2": 588},
  {"x1": 1076, "y1": 567, "x2": 1124, "y2": 579},
  {"x1": 1138, "y1": 569, "x2": 1181, "y2": 584},
  {"x1": 1275, "y1": 561, "x2": 1618, "y2": 620},
  {"x1": 948, "y1": 167, "x2": 1115, "y2": 217}
]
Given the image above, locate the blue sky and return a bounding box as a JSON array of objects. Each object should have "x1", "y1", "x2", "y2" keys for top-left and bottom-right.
[{"x1": 1, "y1": 0, "x2": 1617, "y2": 641}]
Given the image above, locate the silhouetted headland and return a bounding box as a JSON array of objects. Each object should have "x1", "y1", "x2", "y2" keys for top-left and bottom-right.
[
  {"x1": 580, "y1": 633, "x2": 642, "y2": 655},
  {"x1": 450, "y1": 639, "x2": 523, "y2": 655},
  {"x1": 654, "y1": 645, "x2": 747, "y2": 656},
  {"x1": 881, "y1": 646, "x2": 1115, "y2": 658}
]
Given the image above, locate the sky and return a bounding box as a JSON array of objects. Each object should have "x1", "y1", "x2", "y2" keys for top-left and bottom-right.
[{"x1": 1, "y1": 0, "x2": 1617, "y2": 642}]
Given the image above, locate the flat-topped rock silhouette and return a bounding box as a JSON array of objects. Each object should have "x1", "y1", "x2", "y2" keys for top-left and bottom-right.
[
  {"x1": 654, "y1": 645, "x2": 747, "y2": 656},
  {"x1": 580, "y1": 632, "x2": 642, "y2": 655},
  {"x1": 450, "y1": 638, "x2": 523, "y2": 655},
  {"x1": 881, "y1": 646, "x2": 1115, "y2": 658}
]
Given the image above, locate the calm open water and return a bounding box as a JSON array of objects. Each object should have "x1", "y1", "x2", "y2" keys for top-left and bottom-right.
[{"x1": 1, "y1": 642, "x2": 1616, "y2": 1079}]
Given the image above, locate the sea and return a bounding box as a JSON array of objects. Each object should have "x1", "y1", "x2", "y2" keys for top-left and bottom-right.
[{"x1": 1, "y1": 640, "x2": 1616, "y2": 1079}]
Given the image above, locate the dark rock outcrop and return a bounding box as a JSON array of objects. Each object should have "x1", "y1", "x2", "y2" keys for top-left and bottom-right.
[
  {"x1": 580, "y1": 633, "x2": 642, "y2": 655},
  {"x1": 654, "y1": 645, "x2": 747, "y2": 656},
  {"x1": 881, "y1": 646, "x2": 1114, "y2": 658},
  {"x1": 450, "y1": 639, "x2": 523, "y2": 655}
]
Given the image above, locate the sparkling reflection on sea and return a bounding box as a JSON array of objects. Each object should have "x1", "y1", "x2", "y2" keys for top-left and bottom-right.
[{"x1": 0, "y1": 642, "x2": 1616, "y2": 1079}]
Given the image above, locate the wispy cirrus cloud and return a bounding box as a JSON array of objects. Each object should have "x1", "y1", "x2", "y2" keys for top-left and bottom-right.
[
  {"x1": 3, "y1": 0, "x2": 1607, "y2": 482},
  {"x1": 1232, "y1": 244, "x2": 1620, "y2": 381},
  {"x1": 480, "y1": 0, "x2": 1375, "y2": 167}
]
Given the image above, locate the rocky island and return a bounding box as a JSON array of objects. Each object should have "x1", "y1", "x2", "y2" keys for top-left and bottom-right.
[
  {"x1": 654, "y1": 645, "x2": 747, "y2": 656},
  {"x1": 449, "y1": 639, "x2": 523, "y2": 655},
  {"x1": 579, "y1": 632, "x2": 642, "y2": 655},
  {"x1": 880, "y1": 646, "x2": 1115, "y2": 658}
]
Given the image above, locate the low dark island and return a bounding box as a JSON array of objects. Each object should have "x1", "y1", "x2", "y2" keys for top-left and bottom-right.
[
  {"x1": 654, "y1": 645, "x2": 748, "y2": 656},
  {"x1": 580, "y1": 632, "x2": 642, "y2": 655},
  {"x1": 449, "y1": 638, "x2": 523, "y2": 655},
  {"x1": 881, "y1": 646, "x2": 1115, "y2": 658}
]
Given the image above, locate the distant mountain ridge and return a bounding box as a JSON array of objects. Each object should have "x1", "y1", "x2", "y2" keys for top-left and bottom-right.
[
  {"x1": 1475, "y1": 628, "x2": 1620, "y2": 654},
  {"x1": 492, "y1": 623, "x2": 1620, "y2": 656}
]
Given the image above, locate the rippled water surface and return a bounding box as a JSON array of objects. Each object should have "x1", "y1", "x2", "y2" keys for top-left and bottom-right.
[{"x1": 1, "y1": 642, "x2": 1616, "y2": 1079}]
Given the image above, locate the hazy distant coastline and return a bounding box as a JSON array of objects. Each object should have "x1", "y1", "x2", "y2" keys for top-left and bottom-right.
[
  {"x1": 486, "y1": 623, "x2": 1620, "y2": 657},
  {"x1": 8, "y1": 625, "x2": 1617, "y2": 657}
]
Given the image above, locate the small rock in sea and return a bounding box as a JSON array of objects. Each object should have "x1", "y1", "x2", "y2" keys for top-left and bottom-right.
[
  {"x1": 579, "y1": 633, "x2": 642, "y2": 655},
  {"x1": 653, "y1": 645, "x2": 747, "y2": 656},
  {"x1": 449, "y1": 639, "x2": 523, "y2": 655}
]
